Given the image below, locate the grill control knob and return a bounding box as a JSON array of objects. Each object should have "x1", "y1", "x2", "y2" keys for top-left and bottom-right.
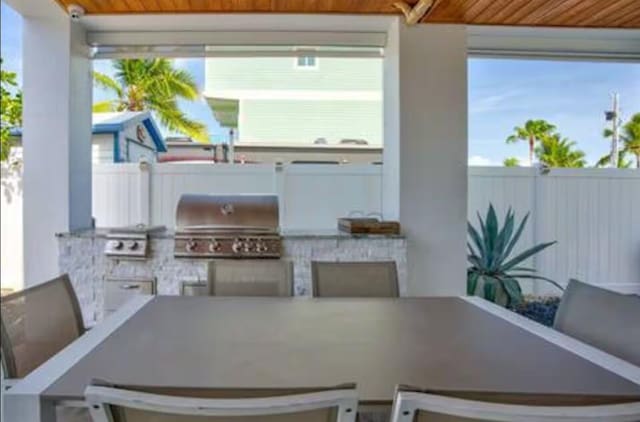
[
  {"x1": 110, "y1": 240, "x2": 124, "y2": 250},
  {"x1": 255, "y1": 241, "x2": 268, "y2": 253},
  {"x1": 209, "y1": 240, "x2": 222, "y2": 252},
  {"x1": 231, "y1": 238, "x2": 243, "y2": 254},
  {"x1": 185, "y1": 239, "x2": 198, "y2": 252},
  {"x1": 127, "y1": 241, "x2": 139, "y2": 250}
]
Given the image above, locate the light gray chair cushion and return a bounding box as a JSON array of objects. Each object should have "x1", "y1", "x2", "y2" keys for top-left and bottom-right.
[
  {"x1": 208, "y1": 260, "x2": 294, "y2": 297},
  {"x1": 311, "y1": 261, "x2": 399, "y2": 298},
  {"x1": 553, "y1": 279, "x2": 640, "y2": 366}
]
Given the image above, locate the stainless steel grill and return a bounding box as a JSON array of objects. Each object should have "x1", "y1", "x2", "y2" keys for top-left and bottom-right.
[{"x1": 174, "y1": 194, "x2": 281, "y2": 259}]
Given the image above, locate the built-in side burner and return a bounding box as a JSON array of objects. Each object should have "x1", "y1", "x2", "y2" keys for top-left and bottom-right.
[{"x1": 104, "y1": 225, "x2": 166, "y2": 259}]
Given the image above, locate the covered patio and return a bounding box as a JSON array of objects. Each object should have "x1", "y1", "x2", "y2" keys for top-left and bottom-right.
[{"x1": 1, "y1": 0, "x2": 640, "y2": 421}]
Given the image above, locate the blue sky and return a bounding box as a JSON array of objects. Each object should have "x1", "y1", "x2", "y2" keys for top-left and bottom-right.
[{"x1": 3, "y1": 2, "x2": 639, "y2": 165}]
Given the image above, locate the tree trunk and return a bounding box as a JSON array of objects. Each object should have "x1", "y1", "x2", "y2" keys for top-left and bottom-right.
[
  {"x1": 528, "y1": 135, "x2": 534, "y2": 166},
  {"x1": 636, "y1": 153, "x2": 640, "y2": 169}
]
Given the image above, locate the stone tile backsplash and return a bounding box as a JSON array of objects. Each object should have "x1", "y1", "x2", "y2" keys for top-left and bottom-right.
[{"x1": 58, "y1": 233, "x2": 407, "y2": 324}]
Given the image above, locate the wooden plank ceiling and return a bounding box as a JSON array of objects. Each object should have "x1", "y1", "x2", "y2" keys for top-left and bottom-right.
[{"x1": 55, "y1": 0, "x2": 640, "y2": 29}]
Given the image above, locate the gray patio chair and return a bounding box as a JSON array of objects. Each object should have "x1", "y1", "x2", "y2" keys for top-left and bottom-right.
[
  {"x1": 553, "y1": 279, "x2": 640, "y2": 366},
  {"x1": 181, "y1": 281, "x2": 210, "y2": 296},
  {"x1": 0, "y1": 273, "x2": 85, "y2": 380},
  {"x1": 207, "y1": 260, "x2": 294, "y2": 297},
  {"x1": 311, "y1": 261, "x2": 399, "y2": 298},
  {"x1": 390, "y1": 385, "x2": 640, "y2": 422},
  {"x1": 85, "y1": 381, "x2": 358, "y2": 422}
]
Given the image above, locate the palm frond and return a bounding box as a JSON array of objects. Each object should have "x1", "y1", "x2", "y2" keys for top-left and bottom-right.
[
  {"x1": 93, "y1": 72, "x2": 123, "y2": 98},
  {"x1": 92, "y1": 100, "x2": 116, "y2": 113},
  {"x1": 149, "y1": 98, "x2": 210, "y2": 143}
]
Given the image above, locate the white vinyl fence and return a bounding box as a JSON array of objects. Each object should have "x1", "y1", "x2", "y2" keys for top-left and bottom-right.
[
  {"x1": 468, "y1": 167, "x2": 640, "y2": 294},
  {"x1": 2, "y1": 163, "x2": 639, "y2": 293},
  {"x1": 92, "y1": 163, "x2": 383, "y2": 230}
]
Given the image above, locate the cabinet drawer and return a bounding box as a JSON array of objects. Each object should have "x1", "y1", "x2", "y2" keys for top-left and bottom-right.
[{"x1": 105, "y1": 278, "x2": 155, "y2": 313}]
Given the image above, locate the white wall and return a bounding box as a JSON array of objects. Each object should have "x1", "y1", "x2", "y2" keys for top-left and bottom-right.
[
  {"x1": 92, "y1": 134, "x2": 115, "y2": 164},
  {"x1": 1, "y1": 158, "x2": 24, "y2": 292},
  {"x1": 385, "y1": 21, "x2": 468, "y2": 296},
  {"x1": 21, "y1": 10, "x2": 93, "y2": 287}
]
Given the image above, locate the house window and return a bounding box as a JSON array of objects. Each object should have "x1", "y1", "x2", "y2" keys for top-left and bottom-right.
[{"x1": 295, "y1": 55, "x2": 318, "y2": 69}]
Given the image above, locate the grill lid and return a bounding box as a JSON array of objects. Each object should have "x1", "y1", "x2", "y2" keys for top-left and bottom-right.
[{"x1": 176, "y1": 194, "x2": 279, "y2": 232}]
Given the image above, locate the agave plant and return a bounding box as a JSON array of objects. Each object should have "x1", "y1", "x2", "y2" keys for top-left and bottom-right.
[{"x1": 467, "y1": 204, "x2": 563, "y2": 306}]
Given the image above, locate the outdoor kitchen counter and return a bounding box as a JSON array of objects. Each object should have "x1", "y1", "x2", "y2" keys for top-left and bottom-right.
[
  {"x1": 57, "y1": 228, "x2": 407, "y2": 323},
  {"x1": 57, "y1": 228, "x2": 406, "y2": 239}
]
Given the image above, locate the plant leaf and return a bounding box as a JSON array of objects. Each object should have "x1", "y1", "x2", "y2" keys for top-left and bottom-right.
[
  {"x1": 467, "y1": 271, "x2": 480, "y2": 296},
  {"x1": 502, "y1": 241, "x2": 557, "y2": 271},
  {"x1": 467, "y1": 223, "x2": 485, "y2": 258},
  {"x1": 509, "y1": 267, "x2": 536, "y2": 272},
  {"x1": 500, "y1": 276, "x2": 523, "y2": 306},
  {"x1": 486, "y1": 204, "x2": 499, "y2": 256},
  {"x1": 502, "y1": 212, "x2": 530, "y2": 262},
  {"x1": 509, "y1": 274, "x2": 565, "y2": 291},
  {"x1": 467, "y1": 254, "x2": 483, "y2": 268},
  {"x1": 483, "y1": 276, "x2": 497, "y2": 303},
  {"x1": 92, "y1": 100, "x2": 115, "y2": 113},
  {"x1": 490, "y1": 208, "x2": 514, "y2": 270}
]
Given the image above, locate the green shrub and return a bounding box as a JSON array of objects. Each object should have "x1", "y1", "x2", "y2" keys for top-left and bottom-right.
[{"x1": 467, "y1": 204, "x2": 563, "y2": 306}]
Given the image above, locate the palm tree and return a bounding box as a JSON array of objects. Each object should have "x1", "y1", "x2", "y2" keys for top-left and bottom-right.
[
  {"x1": 598, "y1": 113, "x2": 640, "y2": 169},
  {"x1": 503, "y1": 157, "x2": 520, "y2": 167},
  {"x1": 595, "y1": 151, "x2": 632, "y2": 169},
  {"x1": 535, "y1": 134, "x2": 586, "y2": 168},
  {"x1": 506, "y1": 120, "x2": 556, "y2": 166},
  {"x1": 93, "y1": 59, "x2": 209, "y2": 142},
  {"x1": 621, "y1": 113, "x2": 640, "y2": 168}
]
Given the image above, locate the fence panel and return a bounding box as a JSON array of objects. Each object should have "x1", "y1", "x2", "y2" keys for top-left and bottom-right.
[
  {"x1": 149, "y1": 164, "x2": 276, "y2": 228},
  {"x1": 281, "y1": 164, "x2": 382, "y2": 230},
  {"x1": 467, "y1": 167, "x2": 640, "y2": 294}
]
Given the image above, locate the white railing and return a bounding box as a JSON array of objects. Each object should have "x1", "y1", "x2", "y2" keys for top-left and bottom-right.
[{"x1": 2, "y1": 163, "x2": 639, "y2": 294}]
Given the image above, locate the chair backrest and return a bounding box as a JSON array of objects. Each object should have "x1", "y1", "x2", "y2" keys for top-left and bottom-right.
[
  {"x1": 85, "y1": 382, "x2": 358, "y2": 422},
  {"x1": 390, "y1": 386, "x2": 640, "y2": 422},
  {"x1": 0, "y1": 274, "x2": 85, "y2": 379},
  {"x1": 553, "y1": 279, "x2": 640, "y2": 366},
  {"x1": 181, "y1": 282, "x2": 210, "y2": 297},
  {"x1": 311, "y1": 261, "x2": 399, "y2": 298},
  {"x1": 207, "y1": 260, "x2": 294, "y2": 297}
]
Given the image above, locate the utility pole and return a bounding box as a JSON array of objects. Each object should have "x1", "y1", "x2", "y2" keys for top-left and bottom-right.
[{"x1": 605, "y1": 93, "x2": 620, "y2": 168}]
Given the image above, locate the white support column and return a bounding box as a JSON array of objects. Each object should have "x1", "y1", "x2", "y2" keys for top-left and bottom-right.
[
  {"x1": 19, "y1": 3, "x2": 93, "y2": 286},
  {"x1": 384, "y1": 20, "x2": 468, "y2": 296}
]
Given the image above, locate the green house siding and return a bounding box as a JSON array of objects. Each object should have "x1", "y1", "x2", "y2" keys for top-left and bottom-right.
[
  {"x1": 206, "y1": 57, "x2": 382, "y2": 92},
  {"x1": 205, "y1": 57, "x2": 382, "y2": 145},
  {"x1": 239, "y1": 99, "x2": 381, "y2": 144}
]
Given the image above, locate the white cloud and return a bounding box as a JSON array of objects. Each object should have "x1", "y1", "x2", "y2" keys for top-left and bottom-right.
[
  {"x1": 468, "y1": 155, "x2": 494, "y2": 166},
  {"x1": 469, "y1": 89, "x2": 524, "y2": 114}
]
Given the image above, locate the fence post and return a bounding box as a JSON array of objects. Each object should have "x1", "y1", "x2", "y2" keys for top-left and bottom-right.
[
  {"x1": 138, "y1": 160, "x2": 151, "y2": 225},
  {"x1": 274, "y1": 163, "x2": 286, "y2": 229}
]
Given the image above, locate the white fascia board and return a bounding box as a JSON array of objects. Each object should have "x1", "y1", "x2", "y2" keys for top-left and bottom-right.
[
  {"x1": 468, "y1": 25, "x2": 640, "y2": 62},
  {"x1": 87, "y1": 31, "x2": 387, "y2": 48}
]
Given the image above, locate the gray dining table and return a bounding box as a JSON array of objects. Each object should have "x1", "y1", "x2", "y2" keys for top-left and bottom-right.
[{"x1": 5, "y1": 295, "x2": 640, "y2": 422}]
